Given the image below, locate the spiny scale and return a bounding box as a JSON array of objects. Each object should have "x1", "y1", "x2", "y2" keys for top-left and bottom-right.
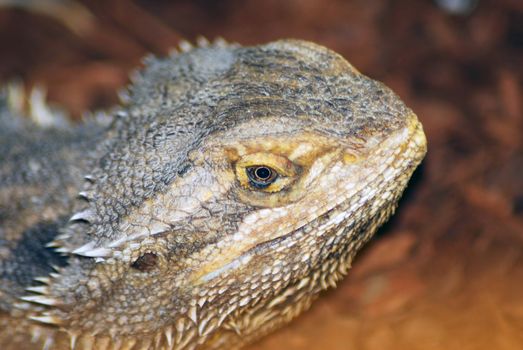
[
  {"x1": 29, "y1": 315, "x2": 62, "y2": 326},
  {"x1": 71, "y1": 241, "x2": 112, "y2": 257},
  {"x1": 21, "y1": 295, "x2": 60, "y2": 306},
  {"x1": 25, "y1": 286, "x2": 50, "y2": 295},
  {"x1": 77, "y1": 191, "x2": 90, "y2": 200},
  {"x1": 178, "y1": 40, "x2": 193, "y2": 52},
  {"x1": 69, "y1": 209, "x2": 95, "y2": 223}
]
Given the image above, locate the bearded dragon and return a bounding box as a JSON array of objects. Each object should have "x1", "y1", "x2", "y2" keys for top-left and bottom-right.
[{"x1": 0, "y1": 38, "x2": 427, "y2": 350}]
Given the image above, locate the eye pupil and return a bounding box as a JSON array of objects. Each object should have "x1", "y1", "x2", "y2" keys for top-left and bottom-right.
[
  {"x1": 255, "y1": 167, "x2": 271, "y2": 180},
  {"x1": 246, "y1": 166, "x2": 278, "y2": 189}
]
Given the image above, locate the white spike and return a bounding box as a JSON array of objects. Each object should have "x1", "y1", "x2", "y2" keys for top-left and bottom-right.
[
  {"x1": 69, "y1": 209, "x2": 95, "y2": 223},
  {"x1": 164, "y1": 326, "x2": 173, "y2": 348},
  {"x1": 21, "y1": 295, "x2": 60, "y2": 306},
  {"x1": 217, "y1": 306, "x2": 234, "y2": 327},
  {"x1": 54, "y1": 233, "x2": 70, "y2": 241},
  {"x1": 197, "y1": 296, "x2": 207, "y2": 308},
  {"x1": 296, "y1": 277, "x2": 310, "y2": 290},
  {"x1": 196, "y1": 36, "x2": 210, "y2": 47},
  {"x1": 175, "y1": 327, "x2": 185, "y2": 349},
  {"x1": 79, "y1": 247, "x2": 111, "y2": 258},
  {"x1": 33, "y1": 277, "x2": 51, "y2": 285},
  {"x1": 213, "y1": 37, "x2": 228, "y2": 48},
  {"x1": 28, "y1": 86, "x2": 59, "y2": 128},
  {"x1": 69, "y1": 332, "x2": 78, "y2": 350},
  {"x1": 29, "y1": 315, "x2": 62, "y2": 326},
  {"x1": 107, "y1": 237, "x2": 128, "y2": 248},
  {"x1": 175, "y1": 317, "x2": 186, "y2": 335},
  {"x1": 72, "y1": 241, "x2": 95, "y2": 254},
  {"x1": 25, "y1": 286, "x2": 49, "y2": 294},
  {"x1": 217, "y1": 313, "x2": 228, "y2": 328},
  {"x1": 49, "y1": 272, "x2": 60, "y2": 279},
  {"x1": 201, "y1": 317, "x2": 217, "y2": 337},
  {"x1": 107, "y1": 231, "x2": 148, "y2": 248},
  {"x1": 227, "y1": 320, "x2": 242, "y2": 336},
  {"x1": 55, "y1": 246, "x2": 70, "y2": 254},
  {"x1": 72, "y1": 243, "x2": 111, "y2": 258},
  {"x1": 78, "y1": 191, "x2": 90, "y2": 200},
  {"x1": 179, "y1": 40, "x2": 193, "y2": 52},
  {"x1": 197, "y1": 315, "x2": 212, "y2": 336},
  {"x1": 84, "y1": 174, "x2": 95, "y2": 182},
  {"x1": 45, "y1": 240, "x2": 60, "y2": 248},
  {"x1": 188, "y1": 305, "x2": 198, "y2": 324}
]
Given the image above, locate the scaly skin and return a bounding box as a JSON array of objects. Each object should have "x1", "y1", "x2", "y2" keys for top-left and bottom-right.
[{"x1": 0, "y1": 39, "x2": 427, "y2": 350}]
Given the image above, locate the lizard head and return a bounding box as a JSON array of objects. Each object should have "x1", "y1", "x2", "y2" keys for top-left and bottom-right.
[{"x1": 26, "y1": 39, "x2": 426, "y2": 348}]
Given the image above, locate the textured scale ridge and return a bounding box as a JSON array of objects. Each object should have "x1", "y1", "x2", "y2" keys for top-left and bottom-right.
[{"x1": 0, "y1": 39, "x2": 426, "y2": 350}]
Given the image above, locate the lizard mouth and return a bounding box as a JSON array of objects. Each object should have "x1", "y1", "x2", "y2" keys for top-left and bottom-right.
[{"x1": 403, "y1": 112, "x2": 427, "y2": 162}]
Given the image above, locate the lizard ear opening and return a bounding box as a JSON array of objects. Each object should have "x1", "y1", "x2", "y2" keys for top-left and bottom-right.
[{"x1": 131, "y1": 252, "x2": 158, "y2": 272}]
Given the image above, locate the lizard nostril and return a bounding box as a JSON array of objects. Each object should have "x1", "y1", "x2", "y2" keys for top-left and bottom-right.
[{"x1": 131, "y1": 252, "x2": 158, "y2": 272}]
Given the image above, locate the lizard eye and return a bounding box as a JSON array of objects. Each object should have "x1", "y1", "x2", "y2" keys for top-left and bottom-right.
[
  {"x1": 234, "y1": 152, "x2": 298, "y2": 195},
  {"x1": 246, "y1": 166, "x2": 278, "y2": 189}
]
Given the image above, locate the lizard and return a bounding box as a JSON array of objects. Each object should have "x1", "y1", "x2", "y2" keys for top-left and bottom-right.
[{"x1": 0, "y1": 38, "x2": 427, "y2": 350}]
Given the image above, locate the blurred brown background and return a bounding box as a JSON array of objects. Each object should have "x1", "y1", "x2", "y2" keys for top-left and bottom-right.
[{"x1": 1, "y1": 0, "x2": 522, "y2": 349}]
